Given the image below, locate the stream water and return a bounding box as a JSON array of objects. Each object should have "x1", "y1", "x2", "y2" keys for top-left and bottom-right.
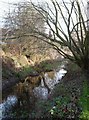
[
  {"x1": 0, "y1": 96, "x2": 18, "y2": 119},
  {"x1": 33, "y1": 68, "x2": 67, "y2": 100},
  {"x1": 0, "y1": 64, "x2": 67, "y2": 119}
]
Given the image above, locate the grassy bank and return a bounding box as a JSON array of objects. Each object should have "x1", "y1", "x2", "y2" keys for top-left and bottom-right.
[
  {"x1": 79, "y1": 78, "x2": 89, "y2": 120},
  {"x1": 29, "y1": 62, "x2": 89, "y2": 119},
  {"x1": 2, "y1": 58, "x2": 89, "y2": 119}
]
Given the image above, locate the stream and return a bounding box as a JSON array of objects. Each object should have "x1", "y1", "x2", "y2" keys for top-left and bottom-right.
[
  {"x1": 0, "y1": 64, "x2": 67, "y2": 119},
  {"x1": 33, "y1": 68, "x2": 67, "y2": 100}
]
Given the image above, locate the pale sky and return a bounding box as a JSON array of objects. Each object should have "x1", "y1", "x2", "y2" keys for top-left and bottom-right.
[
  {"x1": 0, "y1": 0, "x2": 51, "y2": 27},
  {"x1": 0, "y1": 0, "x2": 88, "y2": 27},
  {"x1": 0, "y1": 0, "x2": 22, "y2": 26}
]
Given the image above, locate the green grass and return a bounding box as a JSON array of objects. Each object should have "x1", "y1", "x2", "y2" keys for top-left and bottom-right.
[
  {"x1": 17, "y1": 65, "x2": 35, "y2": 78},
  {"x1": 39, "y1": 61, "x2": 53, "y2": 71},
  {"x1": 36, "y1": 59, "x2": 62, "y2": 72},
  {"x1": 79, "y1": 78, "x2": 89, "y2": 120}
]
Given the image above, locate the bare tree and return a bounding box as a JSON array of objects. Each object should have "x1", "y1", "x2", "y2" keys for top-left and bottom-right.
[
  {"x1": 3, "y1": 1, "x2": 53, "y2": 59},
  {"x1": 31, "y1": 0, "x2": 89, "y2": 73}
]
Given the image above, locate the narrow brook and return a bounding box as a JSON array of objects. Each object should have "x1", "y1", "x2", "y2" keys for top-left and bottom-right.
[{"x1": 0, "y1": 64, "x2": 67, "y2": 119}]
